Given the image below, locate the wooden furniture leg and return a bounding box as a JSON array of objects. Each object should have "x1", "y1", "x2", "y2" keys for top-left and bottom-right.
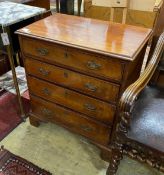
[
  {"x1": 56, "y1": 0, "x2": 82, "y2": 15},
  {"x1": 29, "y1": 116, "x2": 40, "y2": 127},
  {"x1": 110, "y1": 8, "x2": 114, "y2": 22},
  {"x1": 78, "y1": 0, "x2": 82, "y2": 16},
  {"x1": 110, "y1": 0, "x2": 129, "y2": 23},
  {"x1": 56, "y1": 0, "x2": 60, "y2": 12},
  {"x1": 106, "y1": 144, "x2": 123, "y2": 175},
  {"x1": 100, "y1": 147, "x2": 112, "y2": 162}
]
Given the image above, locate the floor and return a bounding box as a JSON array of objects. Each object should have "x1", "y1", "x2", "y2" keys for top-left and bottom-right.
[
  {"x1": 0, "y1": 3, "x2": 162, "y2": 175},
  {"x1": 0, "y1": 119, "x2": 163, "y2": 175},
  {"x1": 0, "y1": 1, "x2": 163, "y2": 175}
]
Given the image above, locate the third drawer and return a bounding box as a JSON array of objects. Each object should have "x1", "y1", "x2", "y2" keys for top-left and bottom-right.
[{"x1": 28, "y1": 76, "x2": 116, "y2": 125}]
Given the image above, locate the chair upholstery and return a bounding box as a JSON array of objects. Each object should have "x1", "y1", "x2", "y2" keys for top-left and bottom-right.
[
  {"x1": 128, "y1": 86, "x2": 164, "y2": 152},
  {"x1": 107, "y1": 32, "x2": 164, "y2": 175}
]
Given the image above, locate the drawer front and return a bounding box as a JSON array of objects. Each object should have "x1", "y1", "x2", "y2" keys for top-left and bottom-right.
[
  {"x1": 22, "y1": 37, "x2": 124, "y2": 82},
  {"x1": 28, "y1": 76, "x2": 116, "y2": 125},
  {"x1": 31, "y1": 95, "x2": 111, "y2": 145},
  {"x1": 25, "y1": 58, "x2": 120, "y2": 103}
]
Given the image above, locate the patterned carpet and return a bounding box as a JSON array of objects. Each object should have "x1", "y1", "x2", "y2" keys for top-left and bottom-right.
[
  {"x1": 0, "y1": 147, "x2": 51, "y2": 175},
  {"x1": 1, "y1": 120, "x2": 163, "y2": 175},
  {"x1": 0, "y1": 91, "x2": 30, "y2": 141}
]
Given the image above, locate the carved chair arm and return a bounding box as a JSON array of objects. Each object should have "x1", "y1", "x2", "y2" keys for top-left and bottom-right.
[{"x1": 119, "y1": 32, "x2": 164, "y2": 118}]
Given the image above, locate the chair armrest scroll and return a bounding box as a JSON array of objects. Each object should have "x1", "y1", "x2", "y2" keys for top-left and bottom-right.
[
  {"x1": 119, "y1": 33, "x2": 164, "y2": 130},
  {"x1": 115, "y1": 33, "x2": 164, "y2": 135}
]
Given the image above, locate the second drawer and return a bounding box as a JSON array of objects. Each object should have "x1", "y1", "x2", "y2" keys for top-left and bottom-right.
[
  {"x1": 28, "y1": 76, "x2": 116, "y2": 125},
  {"x1": 25, "y1": 58, "x2": 120, "y2": 103}
]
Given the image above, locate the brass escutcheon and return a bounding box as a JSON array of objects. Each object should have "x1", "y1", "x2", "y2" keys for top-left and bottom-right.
[
  {"x1": 36, "y1": 48, "x2": 49, "y2": 56},
  {"x1": 87, "y1": 60, "x2": 101, "y2": 70}
]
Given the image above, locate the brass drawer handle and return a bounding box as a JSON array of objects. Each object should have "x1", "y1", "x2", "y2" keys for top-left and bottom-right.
[
  {"x1": 42, "y1": 88, "x2": 51, "y2": 95},
  {"x1": 42, "y1": 108, "x2": 53, "y2": 116},
  {"x1": 84, "y1": 103, "x2": 96, "y2": 111},
  {"x1": 36, "y1": 48, "x2": 49, "y2": 56},
  {"x1": 85, "y1": 83, "x2": 97, "y2": 92},
  {"x1": 80, "y1": 125, "x2": 94, "y2": 132},
  {"x1": 87, "y1": 60, "x2": 101, "y2": 70},
  {"x1": 39, "y1": 68, "x2": 50, "y2": 76}
]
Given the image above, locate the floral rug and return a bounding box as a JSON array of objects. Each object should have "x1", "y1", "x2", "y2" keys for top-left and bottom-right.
[{"x1": 0, "y1": 147, "x2": 52, "y2": 175}]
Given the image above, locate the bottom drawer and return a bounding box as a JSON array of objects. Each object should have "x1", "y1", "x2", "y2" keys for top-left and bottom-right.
[{"x1": 30, "y1": 95, "x2": 111, "y2": 145}]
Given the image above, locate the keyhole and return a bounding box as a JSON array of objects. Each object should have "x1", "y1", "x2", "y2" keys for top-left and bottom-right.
[
  {"x1": 64, "y1": 72, "x2": 68, "y2": 78},
  {"x1": 64, "y1": 90, "x2": 68, "y2": 96}
]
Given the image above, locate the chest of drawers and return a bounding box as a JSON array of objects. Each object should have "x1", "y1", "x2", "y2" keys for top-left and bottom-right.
[{"x1": 17, "y1": 14, "x2": 152, "y2": 159}]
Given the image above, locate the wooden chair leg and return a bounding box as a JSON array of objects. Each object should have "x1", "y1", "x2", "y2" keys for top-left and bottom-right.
[
  {"x1": 29, "y1": 116, "x2": 40, "y2": 127},
  {"x1": 56, "y1": 0, "x2": 60, "y2": 12},
  {"x1": 106, "y1": 145, "x2": 123, "y2": 175},
  {"x1": 78, "y1": 0, "x2": 82, "y2": 16}
]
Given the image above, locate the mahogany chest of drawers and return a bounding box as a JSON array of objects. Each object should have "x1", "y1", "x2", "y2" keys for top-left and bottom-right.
[{"x1": 17, "y1": 14, "x2": 151, "y2": 159}]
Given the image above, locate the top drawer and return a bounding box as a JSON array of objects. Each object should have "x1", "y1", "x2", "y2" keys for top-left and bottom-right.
[{"x1": 21, "y1": 37, "x2": 124, "y2": 82}]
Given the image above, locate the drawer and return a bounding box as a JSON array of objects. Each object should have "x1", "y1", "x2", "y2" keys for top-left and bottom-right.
[
  {"x1": 28, "y1": 76, "x2": 116, "y2": 125},
  {"x1": 25, "y1": 58, "x2": 120, "y2": 103},
  {"x1": 22, "y1": 37, "x2": 124, "y2": 82},
  {"x1": 30, "y1": 95, "x2": 111, "y2": 145}
]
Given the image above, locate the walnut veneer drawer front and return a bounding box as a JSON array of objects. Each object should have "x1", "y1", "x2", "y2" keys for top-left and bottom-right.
[
  {"x1": 28, "y1": 76, "x2": 116, "y2": 125},
  {"x1": 22, "y1": 38, "x2": 124, "y2": 82},
  {"x1": 30, "y1": 96, "x2": 111, "y2": 145},
  {"x1": 25, "y1": 58, "x2": 120, "y2": 103}
]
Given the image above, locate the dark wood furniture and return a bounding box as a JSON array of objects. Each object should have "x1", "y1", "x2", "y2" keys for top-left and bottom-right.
[
  {"x1": 0, "y1": 54, "x2": 9, "y2": 76},
  {"x1": 56, "y1": 0, "x2": 82, "y2": 15},
  {"x1": 0, "y1": 0, "x2": 50, "y2": 10},
  {"x1": 107, "y1": 32, "x2": 164, "y2": 175},
  {"x1": 17, "y1": 14, "x2": 152, "y2": 158},
  {"x1": 0, "y1": 1, "x2": 46, "y2": 118},
  {"x1": 0, "y1": 0, "x2": 50, "y2": 75},
  {"x1": 157, "y1": 62, "x2": 164, "y2": 87},
  {"x1": 26, "y1": 0, "x2": 50, "y2": 10}
]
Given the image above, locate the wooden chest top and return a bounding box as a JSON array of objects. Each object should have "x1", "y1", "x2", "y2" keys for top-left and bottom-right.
[{"x1": 17, "y1": 14, "x2": 152, "y2": 61}]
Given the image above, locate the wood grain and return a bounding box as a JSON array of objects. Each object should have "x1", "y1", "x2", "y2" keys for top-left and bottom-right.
[
  {"x1": 17, "y1": 14, "x2": 152, "y2": 158},
  {"x1": 25, "y1": 58, "x2": 120, "y2": 103},
  {"x1": 84, "y1": 3, "x2": 157, "y2": 28},
  {"x1": 6, "y1": 0, "x2": 50, "y2": 9},
  {"x1": 28, "y1": 76, "x2": 116, "y2": 125},
  {"x1": 30, "y1": 95, "x2": 111, "y2": 145},
  {"x1": 107, "y1": 32, "x2": 164, "y2": 175},
  {"x1": 17, "y1": 14, "x2": 151, "y2": 61},
  {"x1": 21, "y1": 37, "x2": 124, "y2": 82}
]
